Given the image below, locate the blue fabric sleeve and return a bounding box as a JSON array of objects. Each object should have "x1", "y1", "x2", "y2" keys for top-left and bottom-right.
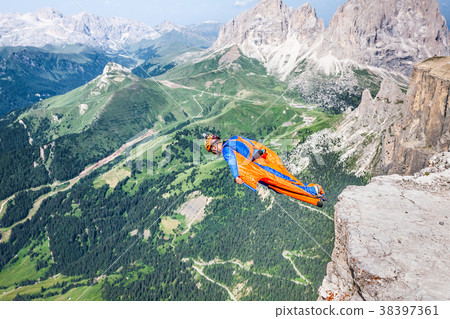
[{"x1": 222, "y1": 146, "x2": 239, "y2": 179}]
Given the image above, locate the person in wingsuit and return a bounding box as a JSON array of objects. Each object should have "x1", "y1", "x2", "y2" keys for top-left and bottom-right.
[{"x1": 204, "y1": 134, "x2": 326, "y2": 207}]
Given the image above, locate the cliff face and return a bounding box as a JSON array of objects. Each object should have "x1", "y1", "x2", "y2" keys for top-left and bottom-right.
[
  {"x1": 385, "y1": 57, "x2": 450, "y2": 175},
  {"x1": 317, "y1": 0, "x2": 449, "y2": 76},
  {"x1": 318, "y1": 152, "x2": 450, "y2": 301},
  {"x1": 335, "y1": 77, "x2": 407, "y2": 176},
  {"x1": 287, "y1": 56, "x2": 450, "y2": 177}
]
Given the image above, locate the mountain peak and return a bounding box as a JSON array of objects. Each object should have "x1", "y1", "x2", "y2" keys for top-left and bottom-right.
[
  {"x1": 212, "y1": 0, "x2": 324, "y2": 78},
  {"x1": 201, "y1": 20, "x2": 219, "y2": 24},
  {"x1": 360, "y1": 89, "x2": 373, "y2": 103},
  {"x1": 299, "y1": 2, "x2": 312, "y2": 10},
  {"x1": 298, "y1": 2, "x2": 318, "y2": 18},
  {"x1": 34, "y1": 7, "x2": 63, "y2": 20},
  {"x1": 103, "y1": 62, "x2": 131, "y2": 75},
  {"x1": 157, "y1": 20, "x2": 183, "y2": 33},
  {"x1": 255, "y1": 0, "x2": 286, "y2": 12},
  {"x1": 259, "y1": 0, "x2": 283, "y2": 4},
  {"x1": 376, "y1": 78, "x2": 404, "y2": 101}
]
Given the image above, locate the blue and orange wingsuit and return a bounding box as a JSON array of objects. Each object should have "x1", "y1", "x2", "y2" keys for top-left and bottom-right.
[{"x1": 207, "y1": 134, "x2": 325, "y2": 207}]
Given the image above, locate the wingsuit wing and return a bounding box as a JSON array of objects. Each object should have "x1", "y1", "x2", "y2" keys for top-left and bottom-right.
[{"x1": 233, "y1": 144, "x2": 324, "y2": 207}]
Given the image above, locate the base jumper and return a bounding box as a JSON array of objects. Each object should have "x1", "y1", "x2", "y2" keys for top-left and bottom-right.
[{"x1": 204, "y1": 134, "x2": 326, "y2": 207}]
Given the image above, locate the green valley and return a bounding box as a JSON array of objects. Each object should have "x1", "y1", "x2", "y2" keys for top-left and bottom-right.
[{"x1": 0, "y1": 45, "x2": 365, "y2": 301}]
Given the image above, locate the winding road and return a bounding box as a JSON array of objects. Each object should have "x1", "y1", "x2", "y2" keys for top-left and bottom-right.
[
  {"x1": 192, "y1": 265, "x2": 237, "y2": 301},
  {"x1": 282, "y1": 251, "x2": 312, "y2": 285}
]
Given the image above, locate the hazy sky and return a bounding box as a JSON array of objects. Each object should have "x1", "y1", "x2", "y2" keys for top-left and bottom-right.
[{"x1": 0, "y1": 0, "x2": 449, "y2": 27}]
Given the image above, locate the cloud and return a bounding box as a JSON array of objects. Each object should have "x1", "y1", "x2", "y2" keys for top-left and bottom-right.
[{"x1": 234, "y1": 0, "x2": 257, "y2": 7}]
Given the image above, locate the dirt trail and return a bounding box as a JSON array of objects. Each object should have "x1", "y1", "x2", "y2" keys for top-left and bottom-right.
[
  {"x1": 184, "y1": 257, "x2": 309, "y2": 288},
  {"x1": 192, "y1": 96, "x2": 203, "y2": 118},
  {"x1": 78, "y1": 128, "x2": 156, "y2": 179},
  {"x1": 190, "y1": 258, "x2": 250, "y2": 270},
  {"x1": 282, "y1": 251, "x2": 311, "y2": 285},
  {"x1": 158, "y1": 80, "x2": 261, "y2": 104},
  {"x1": 191, "y1": 265, "x2": 237, "y2": 301},
  {"x1": 158, "y1": 80, "x2": 191, "y2": 90},
  {"x1": 0, "y1": 196, "x2": 13, "y2": 217}
]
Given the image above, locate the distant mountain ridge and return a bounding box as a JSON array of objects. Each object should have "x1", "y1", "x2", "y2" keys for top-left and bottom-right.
[
  {"x1": 0, "y1": 8, "x2": 158, "y2": 50},
  {"x1": 0, "y1": 7, "x2": 222, "y2": 52}
]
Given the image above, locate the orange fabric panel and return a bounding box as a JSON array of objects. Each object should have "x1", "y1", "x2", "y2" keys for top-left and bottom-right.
[
  {"x1": 236, "y1": 137, "x2": 304, "y2": 186},
  {"x1": 232, "y1": 137, "x2": 317, "y2": 201},
  {"x1": 266, "y1": 184, "x2": 321, "y2": 206}
]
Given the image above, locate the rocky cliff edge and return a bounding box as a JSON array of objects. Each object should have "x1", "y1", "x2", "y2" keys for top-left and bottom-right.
[{"x1": 318, "y1": 152, "x2": 450, "y2": 301}]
